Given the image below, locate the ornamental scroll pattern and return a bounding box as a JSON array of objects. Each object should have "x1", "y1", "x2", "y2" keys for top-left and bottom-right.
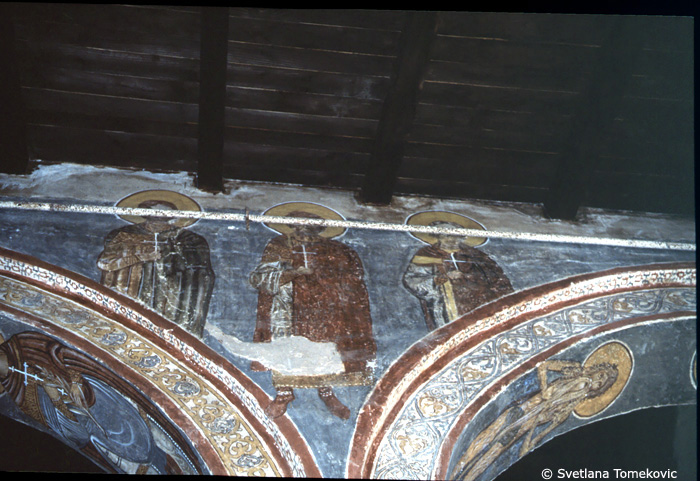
[
  {"x1": 371, "y1": 286, "x2": 696, "y2": 480},
  {"x1": 0, "y1": 253, "x2": 310, "y2": 477},
  {"x1": 0, "y1": 273, "x2": 276, "y2": 477}
]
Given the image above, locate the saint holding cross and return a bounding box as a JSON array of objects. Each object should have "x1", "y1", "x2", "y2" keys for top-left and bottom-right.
[
  {"x1": 403, "y1": 211, "x2": 514, "y2": 331},
  {"x1": 249, "y1": 202, "x2": 376, "y2": 420}
]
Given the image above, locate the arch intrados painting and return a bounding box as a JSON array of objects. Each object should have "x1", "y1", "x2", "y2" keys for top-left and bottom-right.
[
  {"x1": 1, "y1": 246, "x2": 695, "y2": 477},
  {"x1": 0, "y1": 247, "x2": 320, "y2": 477},
  {"x1": 348, "y1": 263, "x2": 696, "y2": 480}
]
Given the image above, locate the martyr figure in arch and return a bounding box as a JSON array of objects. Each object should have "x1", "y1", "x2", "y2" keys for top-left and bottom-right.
[
  {"x1": 97, "y1": 190, "x2": 215, "y2": 338},
  {"x1": 403, "y1": 211, "x2": 514, "y2": 331},
  {"x1": 249, "y1": 202, "x2": 376, "y2": 420},
  {"x1": 453, "y1": 341, "x2": 633, "y2": 481},
  {"x1": 0, "y1": 330, "x2": 202, "y2": 474}
]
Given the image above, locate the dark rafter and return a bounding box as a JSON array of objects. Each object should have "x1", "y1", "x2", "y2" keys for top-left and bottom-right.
[
  {"x1": 196, "y1": 7, "x2": 229, "y2": 193},
  {"x1": 544, "y1": 17, "x2": 645, "y2": 220},
  {"x1": 359, "y1": 11, "x2": 437, "y2": 205},
  {"x1": 0, "y1": 5, "x2": 29, "y2": 175}
]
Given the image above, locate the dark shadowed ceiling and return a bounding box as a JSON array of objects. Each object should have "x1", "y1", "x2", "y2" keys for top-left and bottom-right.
[{"x1": 0, "y1": 5, "x2": 694, "y2": 219}]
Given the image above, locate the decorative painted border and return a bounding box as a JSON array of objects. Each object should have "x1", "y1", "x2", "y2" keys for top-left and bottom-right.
[
  {"x1": 0, "y1": 247, "x2": 321, "y2": 477},
  {"x1": 348, "y1": 262, "x2": 696, "y2": 479}
]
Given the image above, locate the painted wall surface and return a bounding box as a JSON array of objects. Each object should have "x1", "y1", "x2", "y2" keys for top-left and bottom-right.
[
  {"x1": 0, "y1": 164, "x2": 695, "y2": 478},
  {"x1": 448, "y1": 314, "x2": 698, "y2": 481}
]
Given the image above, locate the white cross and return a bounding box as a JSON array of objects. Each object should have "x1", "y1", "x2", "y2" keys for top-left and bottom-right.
[
  {"x1": 445, "y1": 252, "x2": 471, "y2": 269},
  {"x1": 292, "y1": 244, "x2": 316, "y2": 268},
  {"x1": 8, "y1": 362, "x2": 44, "y2": 386}
]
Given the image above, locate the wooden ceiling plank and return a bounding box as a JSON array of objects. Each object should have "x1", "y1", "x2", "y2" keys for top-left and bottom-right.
[
  {"x1": 543, "y1": 17, "x2": 647, "y2": 220},
  {"x1": 359, "y1": 12, "x2": 438, "y2": 205},
  {"x1": 224, "y1": 125, "x2": 374, "y2": 154},
  {"x1": 17, "y1": 40, "x2": 201, "y2": 82},
  {"x1": 224, "y1": 64, "x2": 390, "y2": 100},
  {"x1": 28, "y1": 124, "x2": 197, "y2": 171},
  {"x1": 418, "y1": 81, "x2": 580, "y2": 115},
  {"x1": 223, "y1": 108, "x2": 378, "y2": 139},
  {"x1": 222, "y1": 142, "x2": 370, "y2": 168},
  {"x1": 0, "y1": 5, "x2": 29, "y2": 174},
  {"x1": 221, "y1": 163, "x2": 366, "y2": 190},
  {"x1": 223, "y1": 151, "x2": 369, "y2": 176},
  {"x1": 227, "y1": 41, "x2": 394, "y2": 77},
  {"x1": 224, "y1": 85, "x2": 383, "y2": 120},
  {"x1": 12, "y1": 4, "x2": 201, "y2": 59},
  {"x1": 408, "y1": 122, "x2": 567, "y2": 154},
  {"x1": 404, "y1": 141, "x2": 560, "y2": 167},
  {"x1": 227, "y1": 15, "x2": 400, "y2": 56},
  {"x1": 398, "y1": 156, "x2": 555, "y2": 189},
  {"x1": 436, "y1": 12, "x2": 615, "y2": 46},
  {"x1": 431, "y1": 35, "x2": 600, "y2": 72},
  {"x1": 425, "y1": 58, "x2": 589, "y2": 94},
  {"x1": 25, "y1": 109, "x2": 199, "y2": 140},
  {"x1": 228, "y1": 8, "x2": 406, "y2": 31},
  {"x1": 413, "y1": 103, "x2": 573, "y2": 133},
  {"x1": 21, "y1": 68, "x2": 200, "y2": 104},
  {"x1": 196, "y1": 7, "x2": 229, "y2": 193},
  {"x1": 21, "y1": 88, "x2": 199, "y2": 126}
]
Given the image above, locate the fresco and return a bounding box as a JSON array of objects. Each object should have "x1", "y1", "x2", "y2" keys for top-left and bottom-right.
[
  {"x1": 0, "y1": 259, "x2": 318, "y2": 477},
  {"x1": 403, "y1": 211, "x2": 514, "y2": 331},
  {"x1": 247, "y1": 202, "x2": 376, "y2": 420},
  {"x1": 0, "y1": 180, "x2": 695, "y2": 478},
  {"x1": 0, "y1": 329, "x2": 203, "y2": 474},
  {"x1": 350, "y1": 266, "x2": 696, "y2": 480},
  {"x1": 97, "y1": 190, "x2": 215, "y2": 338},
  {"x1": 451, "y1": 342, "x2": 633, "y2": 481}
]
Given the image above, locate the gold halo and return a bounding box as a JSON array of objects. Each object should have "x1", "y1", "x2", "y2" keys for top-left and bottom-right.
[
  {"x1": 406, "y1": 211, "x2": 487, "y2": 247},
  {"x1": 116, "y1": 190, "x2": 201, "y2": 228},
  {"x1": 262, "y1": 202, "x2": 346, "y2": 238},
  {"x1": 574, "y1": 341, "x2": 633, "y2": 418}
]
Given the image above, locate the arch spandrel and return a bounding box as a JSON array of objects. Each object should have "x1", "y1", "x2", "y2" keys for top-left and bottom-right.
[
  {"x1": 0, "y1": 247, "x2": 322, "y2": 477},
  {"x1": 348, "y1": 262, "x2": 696, "y2": 480}
]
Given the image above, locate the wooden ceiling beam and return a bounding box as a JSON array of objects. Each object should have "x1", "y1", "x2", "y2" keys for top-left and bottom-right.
[
  {"x1": 359, "y1": 12, "x2": 437, "y2": 205},
  {"x1": 0, "y1": 5, "x2": 29, "y2": 175},
  {"x1": 196, "y1": 7, "x2": 229, "y2": 193},
  {"x1": 544, "y1": 17, "x2": 646, "y2": 220}
]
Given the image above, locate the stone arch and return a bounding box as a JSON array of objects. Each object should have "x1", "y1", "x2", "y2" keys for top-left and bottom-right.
[
  {"x1": 0, "y1": 247, "x2": 322, "y2": 476},
  {"x1": 348, "y1": 262, "x2": 695, "y2": 480}
]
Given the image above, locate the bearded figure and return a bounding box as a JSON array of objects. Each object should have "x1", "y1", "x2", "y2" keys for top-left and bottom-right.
[
  {"x1": 403, "y1": 211, "x2": 514, "y2": 331},
  {"x1": 97, "y1": 190, "x2": 215, "y2": 337},
  {"x1": 249, "y1": 202, "x2": 376, "y2": 420}
]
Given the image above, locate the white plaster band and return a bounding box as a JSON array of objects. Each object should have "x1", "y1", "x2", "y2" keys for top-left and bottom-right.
[{"x1": 0, "y1": 200, "x2": 695, "y2": 251}]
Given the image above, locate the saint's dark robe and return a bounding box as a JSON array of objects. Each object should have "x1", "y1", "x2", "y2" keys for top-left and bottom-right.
[
  {"x1": 403, "y1": 245, "x2": 514, "y2": 330},
  {"x1": 97, "y1": 223, "x2": 215, "y2": 337},
  {"x1": 0, "y1": 331, "x2": 202, "y2": 474},
  {"x1": 249, "y1": 235, "x2": 376, "y2": 388}
]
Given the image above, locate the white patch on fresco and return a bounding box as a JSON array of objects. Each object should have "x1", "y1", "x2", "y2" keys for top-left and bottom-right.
[{"x1": 207, "y1": 324, "x2": 345, "y2": 376}]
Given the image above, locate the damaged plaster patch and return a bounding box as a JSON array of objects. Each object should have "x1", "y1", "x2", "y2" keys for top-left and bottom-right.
[
  {"x1": 207, "y1": 325, "x2": 345, "y2": 376},
  {"x1": 0, "y1": 163, "x2": 199, "y2": 201},
  {"x1": 0, "y1": 162, "x2": 695, "y2": 245}
]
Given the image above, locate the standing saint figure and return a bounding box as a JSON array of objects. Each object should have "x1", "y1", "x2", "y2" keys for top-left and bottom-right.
[
  {"x1": 97, "y1": 190, "x2": 215, "y2": 338},
  {"x1": 403, "y1": 211, "x2": 514, "y2": 331},
  {"x1": 249, "y1": 202, "x2": 376, "y2": 420},
  {"x1": 452, "y1": 342, "x2": 633, "y2": 481}
]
